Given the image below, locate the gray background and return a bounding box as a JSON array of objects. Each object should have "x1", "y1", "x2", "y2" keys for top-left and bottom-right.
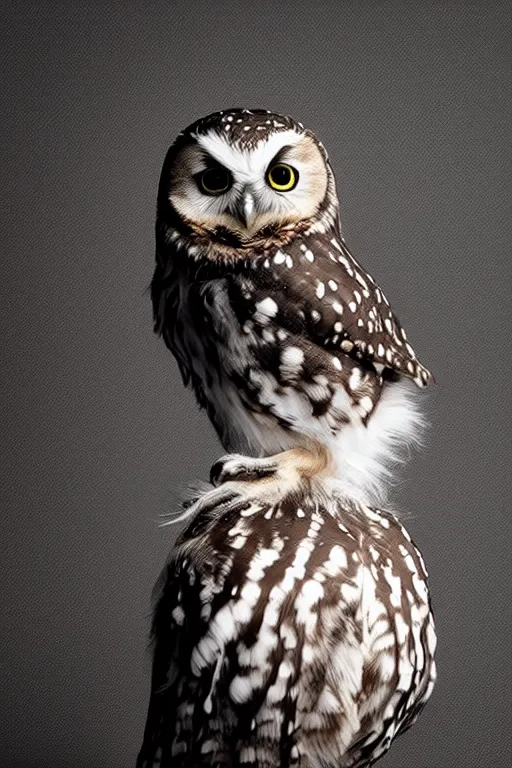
[{"x1": 1, "y1": 1, "x2": 511, "y2": 766}]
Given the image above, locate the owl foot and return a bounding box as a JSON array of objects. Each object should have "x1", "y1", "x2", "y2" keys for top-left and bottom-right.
[
  {"x1": 210, "y1": 443, "x2": 335, "y2": 488},
  {"x1": 210, "y1": 454, "x2": 279, "y2": 487}
]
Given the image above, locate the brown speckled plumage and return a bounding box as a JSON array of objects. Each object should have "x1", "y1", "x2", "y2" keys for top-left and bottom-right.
[{"x1": 137, "y1": 480, "x2": 436, "y2": 767}]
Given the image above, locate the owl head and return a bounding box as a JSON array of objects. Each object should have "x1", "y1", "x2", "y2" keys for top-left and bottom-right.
[{"x1": 157, "y1": 109, "x2": 340, "y2": 252}]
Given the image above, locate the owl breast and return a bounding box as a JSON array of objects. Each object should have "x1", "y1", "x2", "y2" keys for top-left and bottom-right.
[
  {"x1": 174, "y1": 275, "x2": 315, "y2": 457},
  {"x1": 169, "y1": 274, "x2": 422, "y2": 506}
]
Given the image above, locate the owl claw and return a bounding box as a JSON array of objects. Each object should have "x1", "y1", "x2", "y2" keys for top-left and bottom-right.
[{"x1": 210, "y1": 454, "x2": 278, "y2": 487}]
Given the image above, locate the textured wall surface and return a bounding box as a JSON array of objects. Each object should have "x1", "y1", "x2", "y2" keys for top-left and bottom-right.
[{"x1": 1, "y1": 2, "x2": 511, "y2": 766}]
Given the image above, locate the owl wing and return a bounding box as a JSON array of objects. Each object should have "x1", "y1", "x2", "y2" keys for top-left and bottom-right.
[
  {"x1": 246, "y1": 232, "x2": 432, "y2": 387},
  {"x1": 136, "y1": 552, "x2": 229, "y2": 768},
  {"x1": 136, "y1": 500, "x2": 292, "y2": 768},
  {"x1": 135, "y1": 560, "x2": 184, "y2": 768},
  {"x1": 151, "y1": 249, "x2": 193, "y2": 390}
]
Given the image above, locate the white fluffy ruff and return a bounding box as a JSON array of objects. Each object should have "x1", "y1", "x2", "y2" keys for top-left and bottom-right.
[
  {"x1": 165, "y1": 379, "x2": 426, "y2": 527},
  {"x1": 330, "y1": 379, "x2": 426, "y2": 506}
]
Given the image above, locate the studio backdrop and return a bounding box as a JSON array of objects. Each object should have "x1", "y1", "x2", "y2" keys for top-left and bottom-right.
[{"x1": 1, "y1": 2, "x2": 511, "y2": 767}]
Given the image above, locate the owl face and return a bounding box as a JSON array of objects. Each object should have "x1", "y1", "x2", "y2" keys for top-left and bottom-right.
[{"x1": 161, "y1": 110, "x2": 336, "y2": 245}]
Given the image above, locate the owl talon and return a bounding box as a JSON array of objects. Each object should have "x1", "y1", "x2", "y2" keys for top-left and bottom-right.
[{"x1": 210, "y1": 454, "x2": 278, "y2": 487}]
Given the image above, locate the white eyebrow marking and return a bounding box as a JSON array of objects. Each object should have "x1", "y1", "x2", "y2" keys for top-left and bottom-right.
[{"x1": 195, "y1": 129, "x2": 304, "y2": 177}]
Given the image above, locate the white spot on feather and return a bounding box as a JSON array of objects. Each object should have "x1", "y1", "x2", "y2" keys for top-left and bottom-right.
[
  {"x1": 280, "y1": 346, "x2": 305, "y2": 378},
  {"x1": 254, "y1": 297, "x2": 278, "y2": 324}
]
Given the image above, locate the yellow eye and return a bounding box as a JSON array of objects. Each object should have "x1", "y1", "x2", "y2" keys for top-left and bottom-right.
[
  {"x1": 199, "y1": 167, "x2": 232, "y2": 195},
  {"x1": 266, "y1": 163, "x2": 298, "y2": 192}
]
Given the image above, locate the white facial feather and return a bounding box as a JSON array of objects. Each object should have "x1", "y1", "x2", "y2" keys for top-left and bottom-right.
[{"x1": 169, "y1": 129, "x2": 329, "y2": 234}]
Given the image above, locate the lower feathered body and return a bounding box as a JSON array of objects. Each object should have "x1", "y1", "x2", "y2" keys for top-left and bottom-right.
[{"x1": 137, "y1": 477, "x2": 436, "y2": 768}]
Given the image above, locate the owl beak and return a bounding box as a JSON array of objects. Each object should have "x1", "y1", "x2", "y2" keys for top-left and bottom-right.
[{"x1": 236, "y1": 190, "x2": 257, "y2": 231}]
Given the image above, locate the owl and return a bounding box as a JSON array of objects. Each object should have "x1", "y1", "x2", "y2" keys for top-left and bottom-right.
[
  {"x1": 136, "y1": 476, "x2": 437, "y2": 767},
  {"x1": 151, "y1": 109, "x2": 432, "y2": 506},
  {"x1": 138, "y1": 110, "x2": 437, "y2": 766}
]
